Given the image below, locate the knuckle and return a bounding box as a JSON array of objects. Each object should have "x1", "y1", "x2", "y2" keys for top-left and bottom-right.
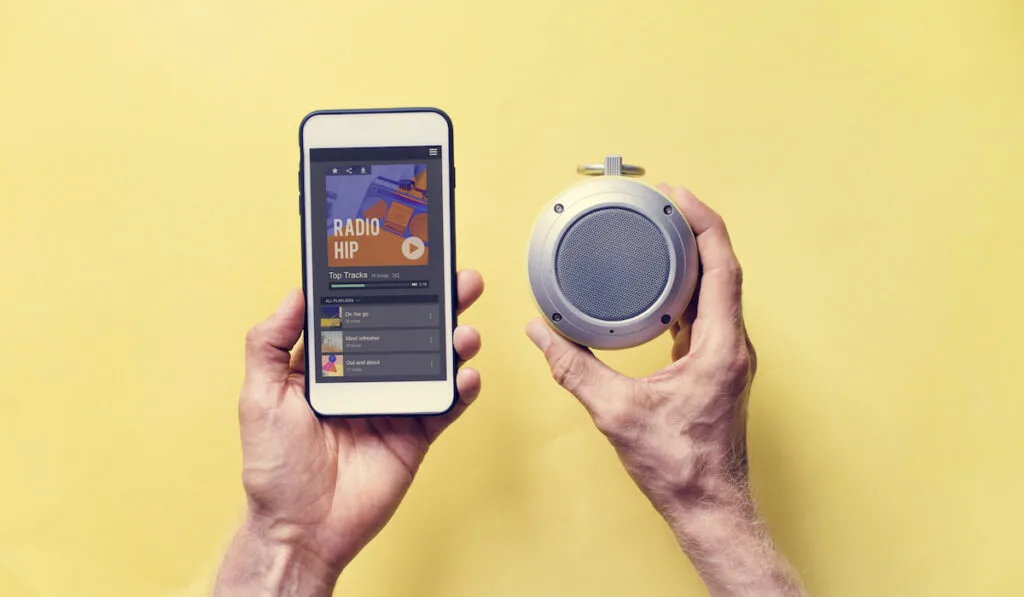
[
  {"x1": 596, "y1": 384, "x2": 654, "y2": 437},
  {"x1": 699, "y1": 342, "x2": 754, "y2": 392},
  {"x1": 725, "y1": 348, "x2": 753, "y2": 384},
  {"x1": 593, "y1": 401, "x2": 635, "y2": 435},
  {"x1": 237, "y1": 390, "x2": 257, "y2": 421},
  {"x1": 245, "y1": 325, "x2": 264, "y2": 351},
  {"x1": 241, "y1": 467, "x2": 272, "y2": 497},
  {"x1": 725, "y1": 259, "x2": 744, "y2": 287},
  {"x1": 549, "y1": 348, "x2": 585, "y2": 391},
  {"x1": 237, "y1": 387, "x2": 267, "y2": 425}
]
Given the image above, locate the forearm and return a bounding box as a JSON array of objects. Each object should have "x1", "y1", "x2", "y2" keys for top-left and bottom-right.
[
  {"x1": 664, "y1": 482, "x2": 806, "y2": 597},
  {"x1": 213, "y1": 518, "x2": 339, "y2": 597}
]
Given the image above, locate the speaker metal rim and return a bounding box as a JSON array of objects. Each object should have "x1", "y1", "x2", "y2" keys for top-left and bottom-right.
[{"x1": 528, "y1": 177, "x2": 699, "y2": 350}]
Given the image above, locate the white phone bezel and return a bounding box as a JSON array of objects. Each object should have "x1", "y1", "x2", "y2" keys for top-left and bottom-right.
[{"x1": 300, "y1": 110, "x2": 455, "y2": 416}]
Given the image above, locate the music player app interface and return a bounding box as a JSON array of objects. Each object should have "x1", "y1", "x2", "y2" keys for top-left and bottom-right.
[{"x1": 308, "y1": 146, "x2": 447, "y2": 383}]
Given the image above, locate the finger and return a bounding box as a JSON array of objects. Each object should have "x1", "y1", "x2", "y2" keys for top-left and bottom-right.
[
  {"x1": 671, "y1": 320, "x2": 693, "y2": 362},
  {"x1": 525, "y1": 318, "x2": 631, "y2": 414},
  {"x1": 245, "y1": 289, "x2": 305, "y2": 385},
  {"x1": 453, "y1": 325, "x2": 481, "y2": 362},
  {"x1": 289, "y1": 336, "x2": 306, "y2": 374},
  {"x1": 456, "y1": 366, "x2": 482, "y2": 403},
  {"x1": 658, "y1": 184, "x2": 744, "y2": 345},
  {"x1": 457, "y1": 269, "x2": 484, "y2": 315},
  {"x1": 421, "y1": 367, "x2": 482, "y2": 442},
  {"x1": 670, "y1": 273, "x2": 701, "y2": 360}
]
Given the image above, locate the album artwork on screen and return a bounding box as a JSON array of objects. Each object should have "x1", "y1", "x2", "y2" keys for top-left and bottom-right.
[
  {"x1": 325, "y1": 164, "x2": 429, "y2": 267},
  {"x1": 319, "y1": 308, "x2": 346, "y2": 378}
]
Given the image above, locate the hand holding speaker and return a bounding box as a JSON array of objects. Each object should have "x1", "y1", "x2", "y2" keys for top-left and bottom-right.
[
  {"x1": 526, "y1": 183, "x2": 756, "y2": 513},
  {"x1": 523, "y1": 185, "x2": 798, "y2": 597}
]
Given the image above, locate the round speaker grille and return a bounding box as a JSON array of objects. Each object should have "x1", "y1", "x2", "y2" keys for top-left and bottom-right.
[{"x1": 555, "y1": 207, "x2": 670, "y2": 321}]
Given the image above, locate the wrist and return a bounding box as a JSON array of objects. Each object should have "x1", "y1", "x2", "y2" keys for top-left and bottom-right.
[
  {"x1": 213, "y1": 515, "x2": 340, "y2": 597},
  {"x1": 243, "y1": 512, "x2": 342, "y2": 587},
  {"x1": 662, "y1": 469, "x2": 754, "y2": 532},
  {"x1": 634, "y1": 435, "x2": 751, "y2": 527}
]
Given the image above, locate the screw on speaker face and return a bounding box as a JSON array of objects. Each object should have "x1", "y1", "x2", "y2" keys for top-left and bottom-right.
[
  {"x1": 663, "y1": 205, "x2": 673, "y2": 215},
  {"x1": 551, "y1": 313, "x2": 562, "y2": 322},
  {"x1": 661, "y1": 314, "x2": 671, "y2": 324},
  {"x1": 554, "y1": 203, "x2": 564, "y2": 213}
]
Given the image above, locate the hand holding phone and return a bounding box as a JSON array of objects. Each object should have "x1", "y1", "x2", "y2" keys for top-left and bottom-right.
[
  {"x1": 214, "y1": 109, "x2": 479, "y2": 594},
  {"x1": 214, "y1": 272, "x2": 483, "y2": 595}
]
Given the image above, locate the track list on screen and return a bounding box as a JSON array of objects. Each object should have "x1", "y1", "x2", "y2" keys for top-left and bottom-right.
[{"x1": 309, "y1": 146, "x2": 447, "y2": 383}]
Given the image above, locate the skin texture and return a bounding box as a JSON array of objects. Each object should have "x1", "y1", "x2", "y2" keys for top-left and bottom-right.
[
  {"x1": 524, "y1": 184, "x2": 806, "y2": 596},
  {"x1": 213, "y1": 186, "x2": 808, "y2": 596},
  {"x1": 213, "y1": 271, "x2": 484, "y2": 597}
]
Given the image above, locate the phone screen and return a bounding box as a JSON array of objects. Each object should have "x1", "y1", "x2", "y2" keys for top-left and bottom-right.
[{"x1": 307, "y1": 145, "x2": 448, "y2": 383}]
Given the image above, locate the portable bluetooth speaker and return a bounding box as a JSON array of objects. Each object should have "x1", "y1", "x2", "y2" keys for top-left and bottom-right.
[{"x1": 528, "y1": 156, "x2": 699, "y2": 349}]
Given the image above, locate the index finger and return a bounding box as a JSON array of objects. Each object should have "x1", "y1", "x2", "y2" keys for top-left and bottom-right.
[{"x1": 659, "y1": 184, "x2": 744, "y2": 345}]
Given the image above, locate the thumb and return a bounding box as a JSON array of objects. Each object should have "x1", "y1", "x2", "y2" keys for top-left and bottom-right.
[
  {"x1": 245, "y1": 289, "x2": 305, "y2": 385},
  {"x1": 525, "y1": 319, "x2": 628, "y2": 413}
]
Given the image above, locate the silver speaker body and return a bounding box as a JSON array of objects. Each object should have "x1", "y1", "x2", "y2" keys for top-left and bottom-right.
[{"x1": 528, "y1": 158, "x2": 699, "y2": 350}]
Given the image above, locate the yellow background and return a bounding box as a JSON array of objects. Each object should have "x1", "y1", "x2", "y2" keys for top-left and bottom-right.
[{"x1": 1, "y1": 0, "x2": 1022, "y2": 595}]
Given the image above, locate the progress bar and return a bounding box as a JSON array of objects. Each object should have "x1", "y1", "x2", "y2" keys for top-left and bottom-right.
[{"x1": 330, "y1": 280, "x2": 429, "y2": 290}]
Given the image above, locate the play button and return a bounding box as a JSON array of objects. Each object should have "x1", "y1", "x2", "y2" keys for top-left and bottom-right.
[{"x1": 402, "y1": 236, "x2": 425, "y2": 260}]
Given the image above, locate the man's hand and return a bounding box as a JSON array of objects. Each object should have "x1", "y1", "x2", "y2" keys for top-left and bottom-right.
[
  {"x1": 526, "y1": 187, "x2": 806, "y2": 597},
  {"x1": 214, "y1": 270, "x2": 484, "y2": 597}
]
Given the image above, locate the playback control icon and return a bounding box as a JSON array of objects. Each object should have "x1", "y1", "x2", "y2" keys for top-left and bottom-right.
[{"x1": 401, "y1": 236, "x2": 425, "y2": 260}]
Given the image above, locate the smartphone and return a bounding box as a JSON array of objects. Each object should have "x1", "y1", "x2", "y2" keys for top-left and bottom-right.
[{"x1": 298, "y1": 108, "x2": 457, "y2": 416}]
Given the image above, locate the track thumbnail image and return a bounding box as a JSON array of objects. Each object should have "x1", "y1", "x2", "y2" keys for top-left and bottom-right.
[
  {"x1": 321, "y1": 305, "x2": 343, "y2": 328},
  {"x1": 321, "y1": 354, "x2": 344, "y2": 377},
  {"x1": 321, "y1": 330, "x2": 345, "y2": 353}
]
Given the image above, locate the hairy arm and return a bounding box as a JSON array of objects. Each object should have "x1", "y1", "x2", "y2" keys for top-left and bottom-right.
[{"x1": 664, "y1": 486, "x2": 805, "y2": 596}]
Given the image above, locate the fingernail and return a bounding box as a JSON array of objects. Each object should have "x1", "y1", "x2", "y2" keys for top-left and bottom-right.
[{"x1": 525, "y1": 320, "x2": 550, "y2": 350}]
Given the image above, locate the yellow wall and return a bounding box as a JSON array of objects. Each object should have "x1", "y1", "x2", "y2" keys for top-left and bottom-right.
[{"x1": 2, "y1": 1, "x2": 1022, "y2": 595}]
